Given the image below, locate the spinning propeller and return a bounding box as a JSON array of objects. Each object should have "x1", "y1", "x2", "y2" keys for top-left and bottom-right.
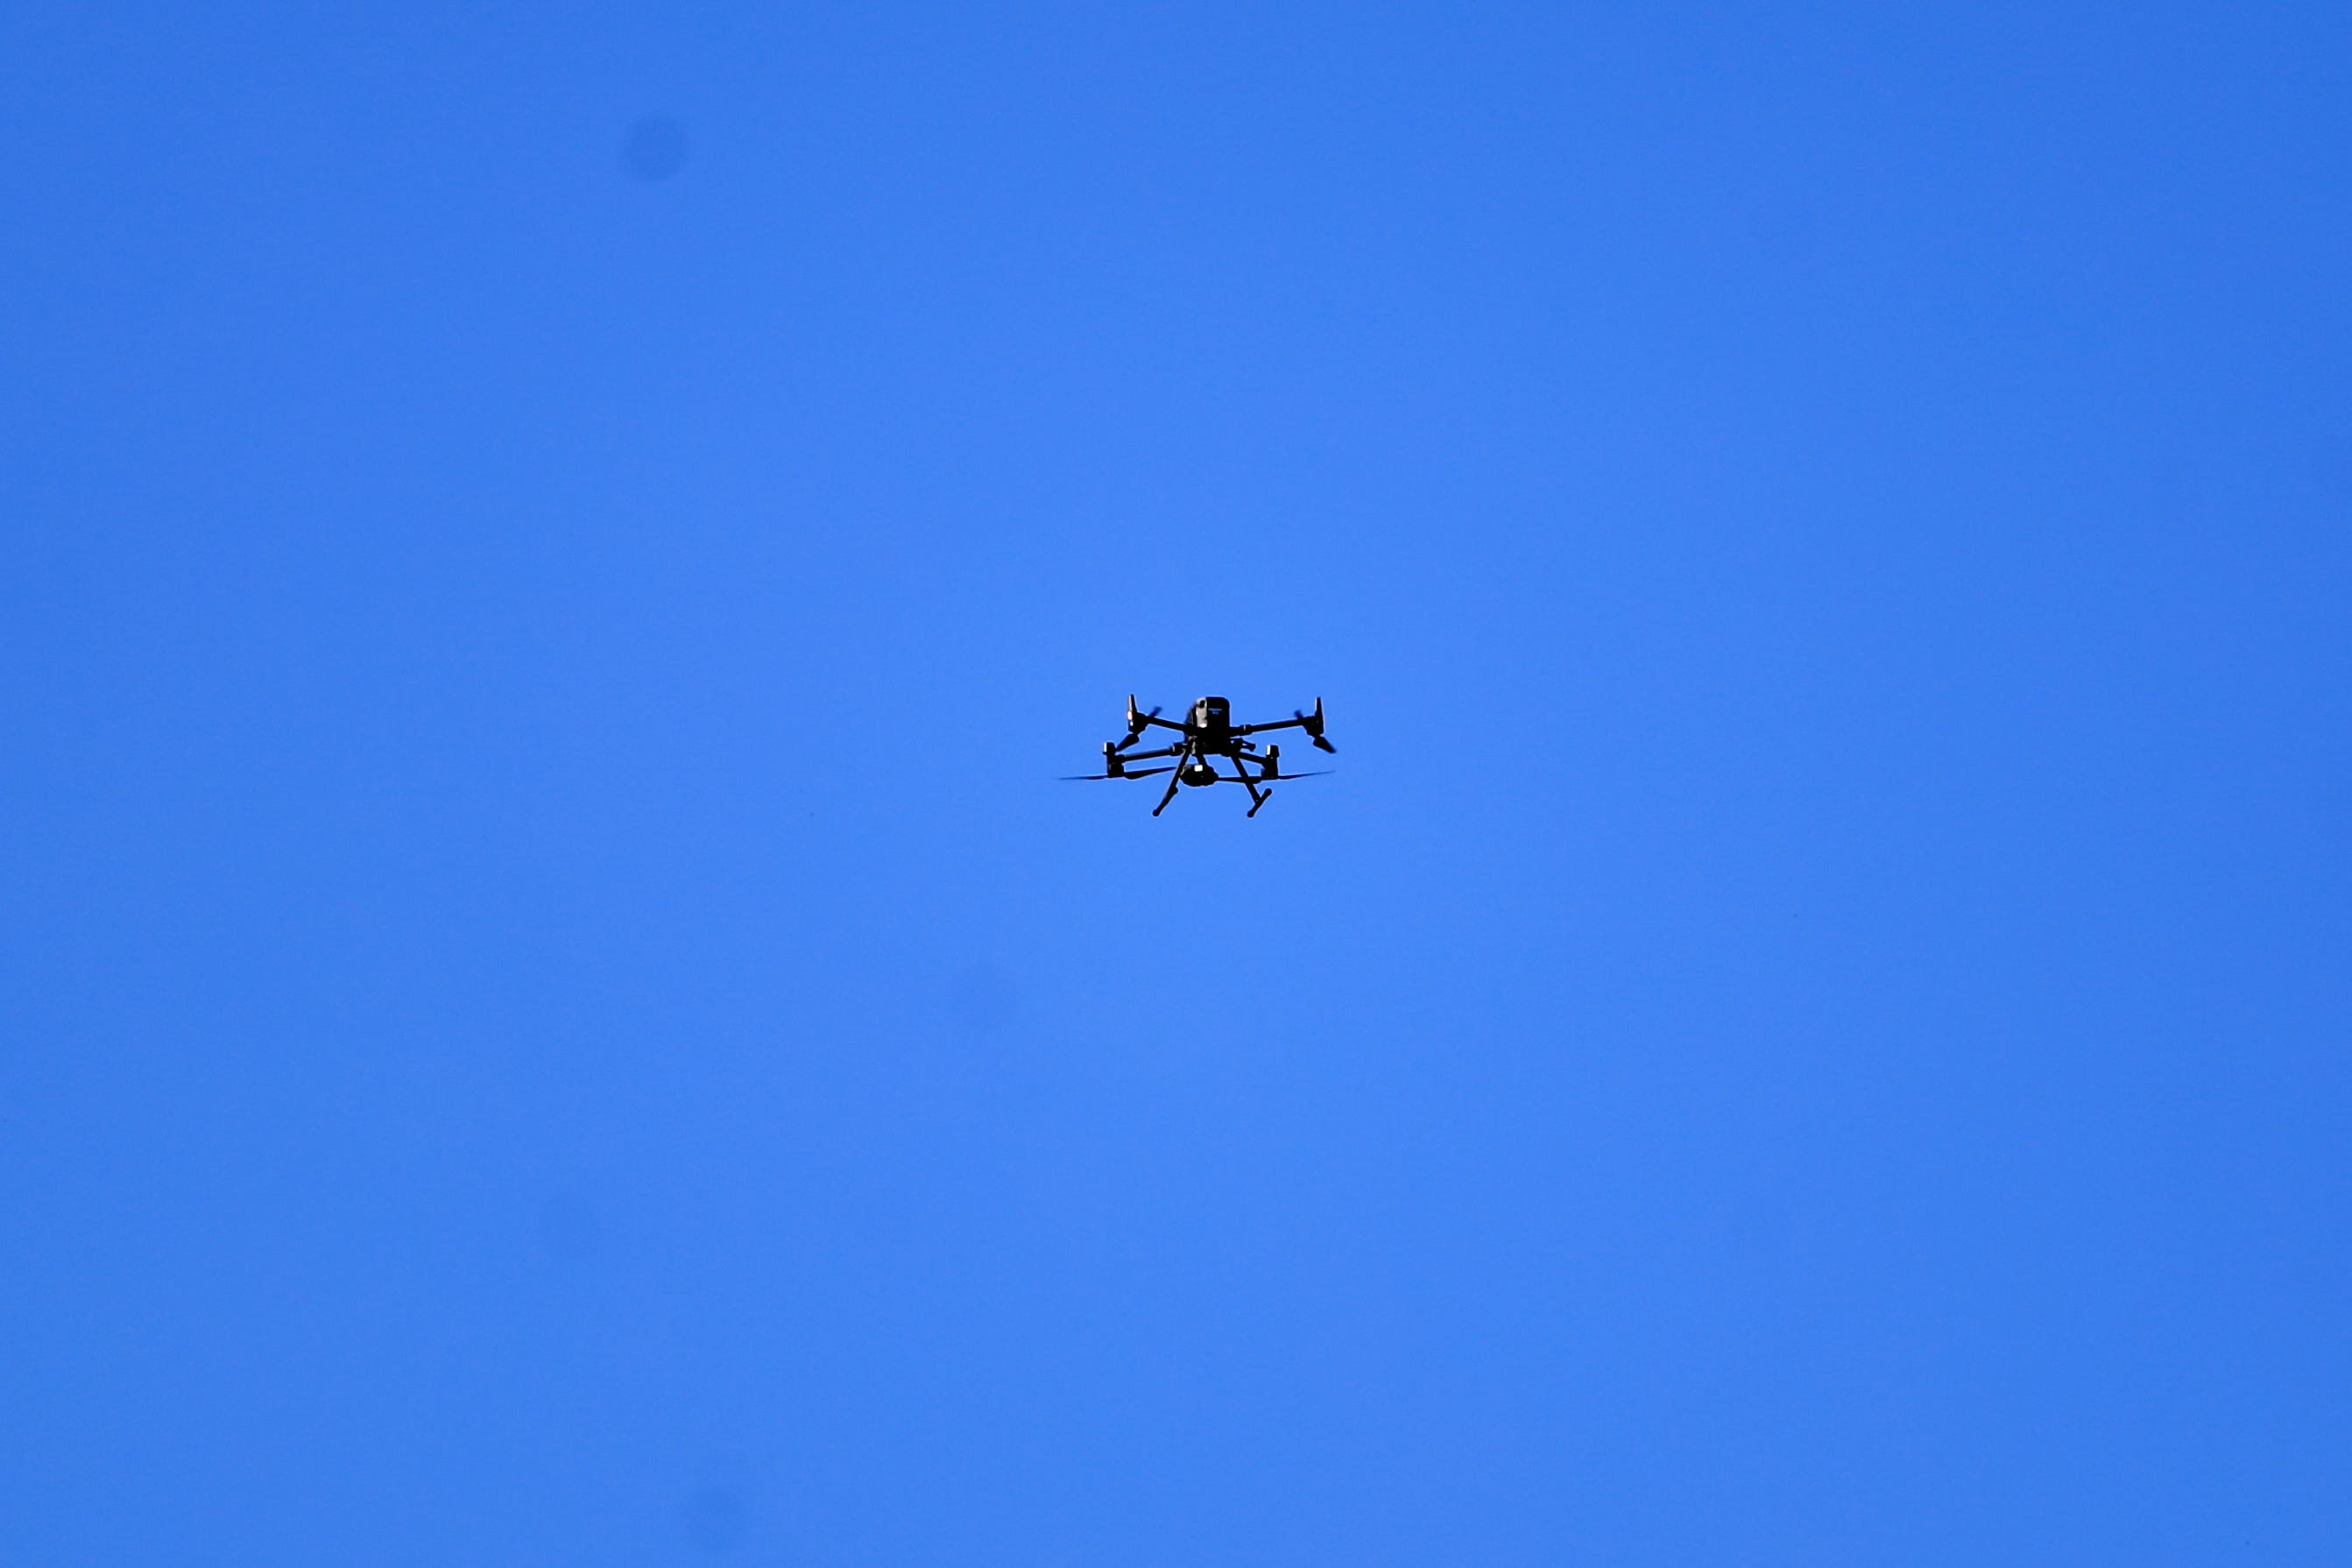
[
  {"x1": 1113, "y1": 696, "x2": 1162, "y2": 752},
  {"x1": 1296, "y1": 697, "x2": 1337, "y2": 752}
]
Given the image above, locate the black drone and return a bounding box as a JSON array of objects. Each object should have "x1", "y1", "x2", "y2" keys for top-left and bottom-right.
[{"x1": 1065, "y1": 695, "x2": 1336, "y2": 817}]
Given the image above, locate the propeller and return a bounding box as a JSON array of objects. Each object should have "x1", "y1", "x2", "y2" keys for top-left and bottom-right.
[
  {"x1": 1296, "y1": 697, "x2": 1337, "y2": 753},
  {"x1": 1114, "y1": 703, "x2": 1162, "y2": 752},
  {"x1": 1060, "y1": 766, "x2": 1173, "y2": 780}
]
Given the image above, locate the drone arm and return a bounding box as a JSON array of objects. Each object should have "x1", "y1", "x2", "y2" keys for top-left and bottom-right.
[
  {"x1": 1112, "y1": 713, "x2": 1188, "y2": 753},
  {"x1": 1240, "y1": 699, "x2": 1333, "y2": 751}
]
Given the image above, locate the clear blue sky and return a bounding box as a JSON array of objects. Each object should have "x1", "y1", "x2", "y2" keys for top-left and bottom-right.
[{"x1": 4, "y1": 4, "x2": 2348, "y2": 1563}]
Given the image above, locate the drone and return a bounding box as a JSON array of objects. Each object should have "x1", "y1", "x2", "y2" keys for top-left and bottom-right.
[{"x1": 1064, "y1": 695, "x2": 1336, "y2": 816}]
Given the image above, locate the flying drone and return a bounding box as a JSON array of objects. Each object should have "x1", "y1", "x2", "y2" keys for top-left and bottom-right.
[{"x1": 1064, "y1": 696, "x2": 1336, "y2": 816}]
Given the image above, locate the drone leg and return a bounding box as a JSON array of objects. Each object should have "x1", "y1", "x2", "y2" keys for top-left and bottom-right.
[
  {"x1": 1247, "y1": 786, "x2": 1273, "y2": 818},
  {"x1": 1235, "y1": 762, "x2": 1268, "y2": 816},
  {"x1": 1151, "y1": 751, "x2": 1187, "y2": 817}
]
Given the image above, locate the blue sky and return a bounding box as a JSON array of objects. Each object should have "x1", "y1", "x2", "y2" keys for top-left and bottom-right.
[{"x1": 4, "y1": 4, "x2": 2348, "y2": 1563}]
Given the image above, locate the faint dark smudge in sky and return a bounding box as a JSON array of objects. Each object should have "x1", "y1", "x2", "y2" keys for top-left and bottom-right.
[{"x1": 621, "y1": 115, "x2": 689, "y2": 181}]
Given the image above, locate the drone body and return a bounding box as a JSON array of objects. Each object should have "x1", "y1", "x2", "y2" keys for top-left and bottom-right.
[{"x1": 1066, "y1": 695, "x2": 1336, "y2": 816}]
